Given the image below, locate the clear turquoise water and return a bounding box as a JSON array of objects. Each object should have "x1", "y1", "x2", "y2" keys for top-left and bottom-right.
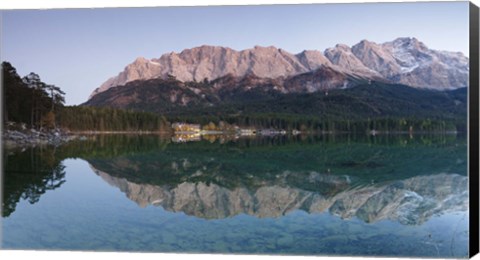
[{"x1": 1, "y1": 134, "x2": 469, "y2": 257}]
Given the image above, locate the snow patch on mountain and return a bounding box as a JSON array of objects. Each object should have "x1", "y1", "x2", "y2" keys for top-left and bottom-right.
[{"x1": 89, "y1": 37, "x2": 469, "y2": 99}]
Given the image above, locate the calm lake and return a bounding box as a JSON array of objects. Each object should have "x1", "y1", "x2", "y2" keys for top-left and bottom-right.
[{"x1": 1, "y1": 134, "x2": 469, "y2": 257}]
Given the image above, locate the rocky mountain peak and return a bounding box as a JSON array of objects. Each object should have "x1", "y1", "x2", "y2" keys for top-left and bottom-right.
[
  {"x1": 352, "y1": 39, "x2": 382, "y2": 53},
  {"x1": 89, "y1": 38, "x2": 469, "y2": 99},
  {"x1": 296, "y1": 50, "x2": 332, "y2": 70},
  {"x1": 324, "y1": 43, "x2": 381, "y2": 77},
  {"x1": 253, "y1": 45, "x2": 277, "y2": 50},
  {"x1": 132, "y1": 56, "x2": 149, "y2": 64},
  {"x1": 334, "y1": 43, "x2": 351, "y2": 51},
  {"x1": 351, "y1": 39, "x2": 400, "y2": 77},
  {"x1": 390, "y1": 37, "x2": 427, "y2": 50}
]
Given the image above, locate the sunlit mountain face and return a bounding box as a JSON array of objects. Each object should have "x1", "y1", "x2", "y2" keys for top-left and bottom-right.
[{"x1": 90, "y1": 37, "x2": 468, "y2": 100}]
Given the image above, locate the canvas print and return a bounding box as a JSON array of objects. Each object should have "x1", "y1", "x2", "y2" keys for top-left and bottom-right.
[{"x1": 1, "y1": 1, "x2": 477, "y2": 258}]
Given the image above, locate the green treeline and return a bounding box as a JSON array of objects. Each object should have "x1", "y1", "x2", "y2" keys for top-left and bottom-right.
[
  {"x1": 2, "y1": 62, "x2": 170, "y2": 132},
  {"x1": 58, "y1": 106, "x2": 170, "y2": 132},
  {"x1": 2, "y1": 61, "x2": 467, "y2": 133},
  {"x1": 2, "y1": 145, "x2": 66, "y2": 217},
  {"x1": 163, "y1": 82, "x2": 466, "y2": 133},
  {"x1": 168, "y1": 113, "x2": 463, "y2": 133},
  {"x1": 3, "y1": 61, "x2": 65, "y2": 129}
]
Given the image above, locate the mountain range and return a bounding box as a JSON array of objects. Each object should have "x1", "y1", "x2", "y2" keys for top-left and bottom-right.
[
  {"x1": 89, "y1": 37, "x2": 468, "y2": 100},
  {"x1": 84, "y1": 38, "x2": 469, "y2": 126}
]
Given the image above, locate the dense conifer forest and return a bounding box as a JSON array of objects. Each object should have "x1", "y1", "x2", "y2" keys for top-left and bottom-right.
[
  {"x1": 2, "y1": 62, "x2": 170, "y2": 132},
  {"x1": 2, "y1": 61, "x2": 467, "y2": 133}
]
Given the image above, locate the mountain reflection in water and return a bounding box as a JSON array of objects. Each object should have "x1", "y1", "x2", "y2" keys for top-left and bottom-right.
[
  {"x1": 72, "y1": 134, "x2": 468, "y2": 225},
  {"x1": 3, "y1": 134, "x2": 468, "y2": 221},
  {"x1": 2, "y1": 134, "x2": 469, "y2": 256},
  {"x1": 93, "y1": 166, "x2": 467, "y2": 225}
]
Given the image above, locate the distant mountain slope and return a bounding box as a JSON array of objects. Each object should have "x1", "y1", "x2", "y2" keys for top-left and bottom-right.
[
  {"x1": 89, "y1": 37, "x2": 468, "y2": 99},
  {"x1": 84, "y1": 71, "x2": 467, "y2": 121},
  {"x1": 85, "y1": 66, "x2": 371, "y2": 110}
]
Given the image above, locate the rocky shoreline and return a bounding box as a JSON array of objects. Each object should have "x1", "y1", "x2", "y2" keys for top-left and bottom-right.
[{"x1": 2, "y1": 128, "x2": 85, "y2": 149}]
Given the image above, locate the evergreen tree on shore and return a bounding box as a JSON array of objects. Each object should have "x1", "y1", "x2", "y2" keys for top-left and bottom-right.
[{"x1": 2, "y1": 62, "x2": 66, "y2": 129}]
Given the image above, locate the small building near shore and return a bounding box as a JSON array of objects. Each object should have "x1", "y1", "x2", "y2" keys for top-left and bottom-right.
[
  {"x1": 239, "y1": 128, "x2": 257, "y2": 135},
  {"x1": 172, "y1": 123, "x2": 201, "y2": 133}
]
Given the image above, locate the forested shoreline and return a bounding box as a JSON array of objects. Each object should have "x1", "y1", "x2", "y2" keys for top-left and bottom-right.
[
  {"x1": 2, "y1": 61, "x2": 467, "y2": 135},
  {"x1": 2, "y1": 62, "x2": 170, "y2": 133}
]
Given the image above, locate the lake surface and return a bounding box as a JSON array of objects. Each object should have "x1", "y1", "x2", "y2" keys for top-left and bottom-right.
[{"x1": 1, "y1": 134, "x2": 469, "y2": 257}]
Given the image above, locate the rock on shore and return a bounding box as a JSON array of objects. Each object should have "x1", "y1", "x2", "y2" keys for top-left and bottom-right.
[{"x1": 2, "y1": 128, "x2": 80, "y2": 148}]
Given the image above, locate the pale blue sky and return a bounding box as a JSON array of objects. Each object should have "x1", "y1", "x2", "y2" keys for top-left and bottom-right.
[{"x1": 1, "y1": 2, "x2": 470, "y2": 105}]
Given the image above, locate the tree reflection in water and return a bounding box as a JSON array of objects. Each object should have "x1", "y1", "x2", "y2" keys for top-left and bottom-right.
[
  {"x1": 3, "y1": 146, "x2": 66, "y2": 217},
  {"x1": 2, "y1": 133, "x2": 468, "y2": 222}
]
